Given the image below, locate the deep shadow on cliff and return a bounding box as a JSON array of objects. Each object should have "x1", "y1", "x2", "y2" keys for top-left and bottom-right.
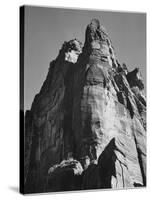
[{"x1": 24, "y1": 19, "x2": 146, "y2": 194}]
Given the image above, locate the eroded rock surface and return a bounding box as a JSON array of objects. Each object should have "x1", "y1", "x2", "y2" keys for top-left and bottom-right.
[
  {"x1": 46, "y1": 159, "x2": 83, "y2": 192},
  {"x1": 24, "y1": 19, "x2": 146, "y2": 193}
]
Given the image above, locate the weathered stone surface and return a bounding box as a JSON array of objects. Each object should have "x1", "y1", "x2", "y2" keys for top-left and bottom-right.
[
  {"x1": 46, "y1": 159, "x2": 83, "y2": 192},
  {"x1": 64, "y1": 39, "x2": 82, "y2": 63},
  {"x1": 98, "y1": 136, "x2": 143, "y2": 188},
  {"x1": 24, "y1": 19, "x2": 146, "y2": 193}
]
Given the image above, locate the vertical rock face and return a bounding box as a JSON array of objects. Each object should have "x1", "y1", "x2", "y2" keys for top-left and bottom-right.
[{"x1": 24, "y1": 19, "x2": 146, "y2": 193}]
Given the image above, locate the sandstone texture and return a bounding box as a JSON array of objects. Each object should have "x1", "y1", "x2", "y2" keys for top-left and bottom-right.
[{"x1": 24, "y1": 19, "x2": 146, "y2": 193}]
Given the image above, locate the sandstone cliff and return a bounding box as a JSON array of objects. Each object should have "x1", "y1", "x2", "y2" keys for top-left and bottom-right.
[{"x1": 24, "y1": 19, "x2": 146, "y2": 193}]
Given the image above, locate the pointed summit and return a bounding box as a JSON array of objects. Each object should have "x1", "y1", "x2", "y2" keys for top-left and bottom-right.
[{"x1": 83, "y1": 19, "x2": 117, "y2": 68}]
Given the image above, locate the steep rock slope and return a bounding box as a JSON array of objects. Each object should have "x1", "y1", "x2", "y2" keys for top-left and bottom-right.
[{"x1": 24, "y1": 19, "x2": 146, "y2": 193}]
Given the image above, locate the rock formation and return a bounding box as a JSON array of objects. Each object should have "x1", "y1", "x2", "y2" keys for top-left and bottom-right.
[{"x1": 24, "y1": 19, "x2": 146, "y2": 193}]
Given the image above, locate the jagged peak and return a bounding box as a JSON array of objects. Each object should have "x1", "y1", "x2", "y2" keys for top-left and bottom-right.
[
  {"x1": 126, "y1": 67, "x2": 144, "y2": 90},
  {"x1": 89, "y1": 18, "x2": 101, "y2": 31},
  {"x1": 57, "y1": 39, "x2": 83, "y2": 63},
  {"x1": 61, "y1": 39, "x2": 83, "y2": 53},
  {"x1": 85, "y1": 19, "x2": 110, "y2": 44}
]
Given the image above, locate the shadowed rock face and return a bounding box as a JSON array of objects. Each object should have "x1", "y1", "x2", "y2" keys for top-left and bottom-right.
[
  {"x1": 46, "y1": 159, "x2": 83, "y2": 192},
  {"x1": 24, "y1": 19, "x2": 146, "y2": 194}
]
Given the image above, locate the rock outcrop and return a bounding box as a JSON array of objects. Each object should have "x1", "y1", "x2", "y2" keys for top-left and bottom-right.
[{"x1": 24, "y1": 19, "x2": 146, "y2": 193}]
